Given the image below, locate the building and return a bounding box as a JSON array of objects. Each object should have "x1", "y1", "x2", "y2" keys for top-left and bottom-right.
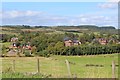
[
  {"x1": 98, "y1": 38, "x2": 108, "y2": 45},
  {"x1": 73, "y1": 40, "x2": 81, "y2": 46},
  {"x1": 11, "y1": 37, "x2": 18, "y2": 42},
  {"x1": 64, "y1": 40, "x2": 73, "y2": 47},
  {"x1": 64, "y1": 38, "x2": 81, "y2": 47}
]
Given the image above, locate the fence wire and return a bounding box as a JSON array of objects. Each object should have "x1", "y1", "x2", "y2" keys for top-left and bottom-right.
[{"x1": 2, "y1": 57, "x2": 118, "y2": 78}]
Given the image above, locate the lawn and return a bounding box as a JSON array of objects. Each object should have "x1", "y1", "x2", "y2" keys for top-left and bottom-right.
[{"x1": 1, "y1": 53, "x2": 118, "y2": 78}]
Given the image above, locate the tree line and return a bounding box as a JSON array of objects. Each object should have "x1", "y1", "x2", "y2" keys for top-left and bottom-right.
[{"x1": 16, "y1": 32, "x2": 120, "y2": 57}]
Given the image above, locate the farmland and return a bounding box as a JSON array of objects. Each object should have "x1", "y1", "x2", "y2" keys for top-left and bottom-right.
[
  {"x1": 0, "y1": 25, "x2": 119, "y2": 78},
  {"x1": 1, "y1": 53, "x2": 118, "y2": 78}
]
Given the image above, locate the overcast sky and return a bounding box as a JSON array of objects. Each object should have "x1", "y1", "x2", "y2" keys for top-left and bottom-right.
[{"x1": 1, "y1": 0, "x2": 118, "y2": 28}]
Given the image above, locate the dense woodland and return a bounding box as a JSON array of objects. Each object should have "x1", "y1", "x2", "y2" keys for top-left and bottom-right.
[{"x1": 1, "y1": 25, "x2": 120, "y2": 57}]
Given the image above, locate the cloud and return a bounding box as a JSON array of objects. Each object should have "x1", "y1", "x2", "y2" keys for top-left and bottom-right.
[
  {"x1": 0, "y1": 11, "x2": 2, "y2": 24},
  {"x1": 2, "y1": 10, "x2": 43, "y2": 18},
  {"x1": 98, "y1": 3, "x2": 118, "y2": 9},
  {"x1": 2, "y1": 10, "x2": 69, "y2": 25},
  {"x1": 73, "y1": 14, "x2": 117, "y2": 27},
  {"x1": 0, "y1": 11, "x2": 2, "y2": 18},
  {"x1": 108, "y1": 0, "x2": 119, "y2": 2},
  {"x1": 2, "y1": 10, "x2": 117, "y2": 28}
]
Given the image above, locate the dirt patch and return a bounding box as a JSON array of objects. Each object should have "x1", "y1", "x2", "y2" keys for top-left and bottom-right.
[{"x1": 85, "y1": 64, "x2": 104, "y2": 67}]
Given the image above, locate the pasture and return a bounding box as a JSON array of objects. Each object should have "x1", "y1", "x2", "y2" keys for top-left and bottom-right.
[{"x1": 1, "y1": 53, "x2": 118, "y2": 78}]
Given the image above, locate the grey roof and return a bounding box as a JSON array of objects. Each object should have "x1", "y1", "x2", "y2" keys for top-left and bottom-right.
[
  {"x1": 72, "y1": 38, "x2": 79, "y2": 42},
  {"x1": 64, "y1": 37, "x2": 70, "y2": 41}
]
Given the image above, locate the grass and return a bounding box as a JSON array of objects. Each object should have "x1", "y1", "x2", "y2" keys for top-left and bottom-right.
[
  {"x1": 2, "y1": 72, "x2": 49, "y2": 78},
  {"x1": 1, "y1": 42, "x2": 12, "y2": 47},
  {"x1": 1, "y1": 53, "x2": 118, "y2": 78}
]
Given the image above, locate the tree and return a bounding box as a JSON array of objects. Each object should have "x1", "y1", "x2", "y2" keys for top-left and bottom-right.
[
  {"x1": 31, "y1": 46, "x2": 37, "y2": 55},
  {"x1": 91, "y1": 39, "x2": 100, "y2": 45},
  {"x1": 2, "y1": 34, "x2": 8, "y2": 42},
  {"x1": 2, "y1": 45, "x2": 7, "y2": 56},
  {"x1": 89, "y1": 33, "x2": 95, "y2": 42},
  {"x1": 16, "y1": 41, "x2": 21, "y2": 47},
  {"x1": 54, "y1": 41, "x2": 65, "y2": 55},
  {"x1": 47, "y1": 43, "x2": 55, "y2": 54}
]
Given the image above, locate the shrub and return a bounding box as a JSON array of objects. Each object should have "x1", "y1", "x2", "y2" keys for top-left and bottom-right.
[
  {"x1": 36, "y1": 50, "x2": 50, "y2": 57},
  {"x1": 24, "y1": 50, "x2": 33, "y2": 57}
]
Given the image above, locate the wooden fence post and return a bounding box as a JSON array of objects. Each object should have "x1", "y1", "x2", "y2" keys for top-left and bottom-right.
[
  {"x1": 37, "y1": 58, "x2": 40, "y2": 73},
  {"x1": 65, "y1": 59, "x2": 71, "y2": 78},
  {"x1": 12, "y1": 60, "x2": 15, "y2": 72},
  {"x1": 112, "y1": 60, "x2": 115, "y2": 78}
]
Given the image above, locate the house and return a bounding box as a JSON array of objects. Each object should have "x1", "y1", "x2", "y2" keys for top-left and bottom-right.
[
  {"x1": 108, "y1": 38, "x2": 117, "y2": 44},
  {"x1": 11, "y1": 37, "x2": 18, "y2": 42},
  {"x1": 64, "y1": 40, "x2": 73, "y2": 47},
  {"x1": 92, "y1": 38, "x2": 108, "y2": 45},
  {"x1": 25, "y1": 45, "x2": 32, "y2": 50},
  {"x1": 73, "y1": 40, "x2": 81, "y2": 46},
  {"x1": 99, "y1": 38, "x2": 108, "y2": 45},
  {"x1": 64, "y1": 38, "x2": 81, "y2": 47},
  {"x1": 98, "y1": 38, "x2": 108, "y2": 45},
  {"x1": 117, "y1": 42, "x2": 120, "y2": 44}
]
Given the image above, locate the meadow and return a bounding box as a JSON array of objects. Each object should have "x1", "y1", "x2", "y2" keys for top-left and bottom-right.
[{"x1": 1, "y1": 53, "x2": 118, "y2": 78}]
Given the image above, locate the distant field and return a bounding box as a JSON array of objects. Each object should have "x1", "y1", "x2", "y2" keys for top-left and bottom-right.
[
  {"x1": 1, "y1": 53, "x2": 118, "y2": 78},
  {"x1": 0, "y1": 27, "x2": 100, "y2": 36}
]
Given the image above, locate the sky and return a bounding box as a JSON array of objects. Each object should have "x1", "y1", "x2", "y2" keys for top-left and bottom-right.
[{"x1": 1, "y1": 0, "x2": 118, "y2": 28}]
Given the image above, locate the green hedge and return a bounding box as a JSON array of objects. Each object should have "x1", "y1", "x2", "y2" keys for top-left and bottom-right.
[{"x1": 49, "y1": 44, "x2": 120, "y2": 55}]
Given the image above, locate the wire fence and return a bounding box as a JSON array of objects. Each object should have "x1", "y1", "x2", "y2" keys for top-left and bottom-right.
[{"x1": 2, "y1": 58, "x2": 118, "y2": 78}]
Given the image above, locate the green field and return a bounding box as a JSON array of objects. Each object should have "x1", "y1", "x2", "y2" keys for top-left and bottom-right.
[{"x1": 1, "y1": 53, "x2": 118, "y2": 78}]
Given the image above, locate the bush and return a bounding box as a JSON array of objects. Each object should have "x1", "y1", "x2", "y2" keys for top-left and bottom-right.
[
  {"x1": 36, "y1": 50, "x2": 50, "y2": 57},
  {"x1": 24, "y1": 50, "x2": 33, "y2": 57}
]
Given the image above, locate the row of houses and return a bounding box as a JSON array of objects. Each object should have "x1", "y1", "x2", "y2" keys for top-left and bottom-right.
[
  {"x1": 64, "y1": 37, "x2": 119, "y2": 47},
  {"x1": 9, "y1": 37, "x2": 31, "y2": 49},
  {"x1": 10, "y1": 43, "x2": 32, "y2": 50},
  {"x1": 10, "y1": 37, "x2": 120, "y2": 48}
]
